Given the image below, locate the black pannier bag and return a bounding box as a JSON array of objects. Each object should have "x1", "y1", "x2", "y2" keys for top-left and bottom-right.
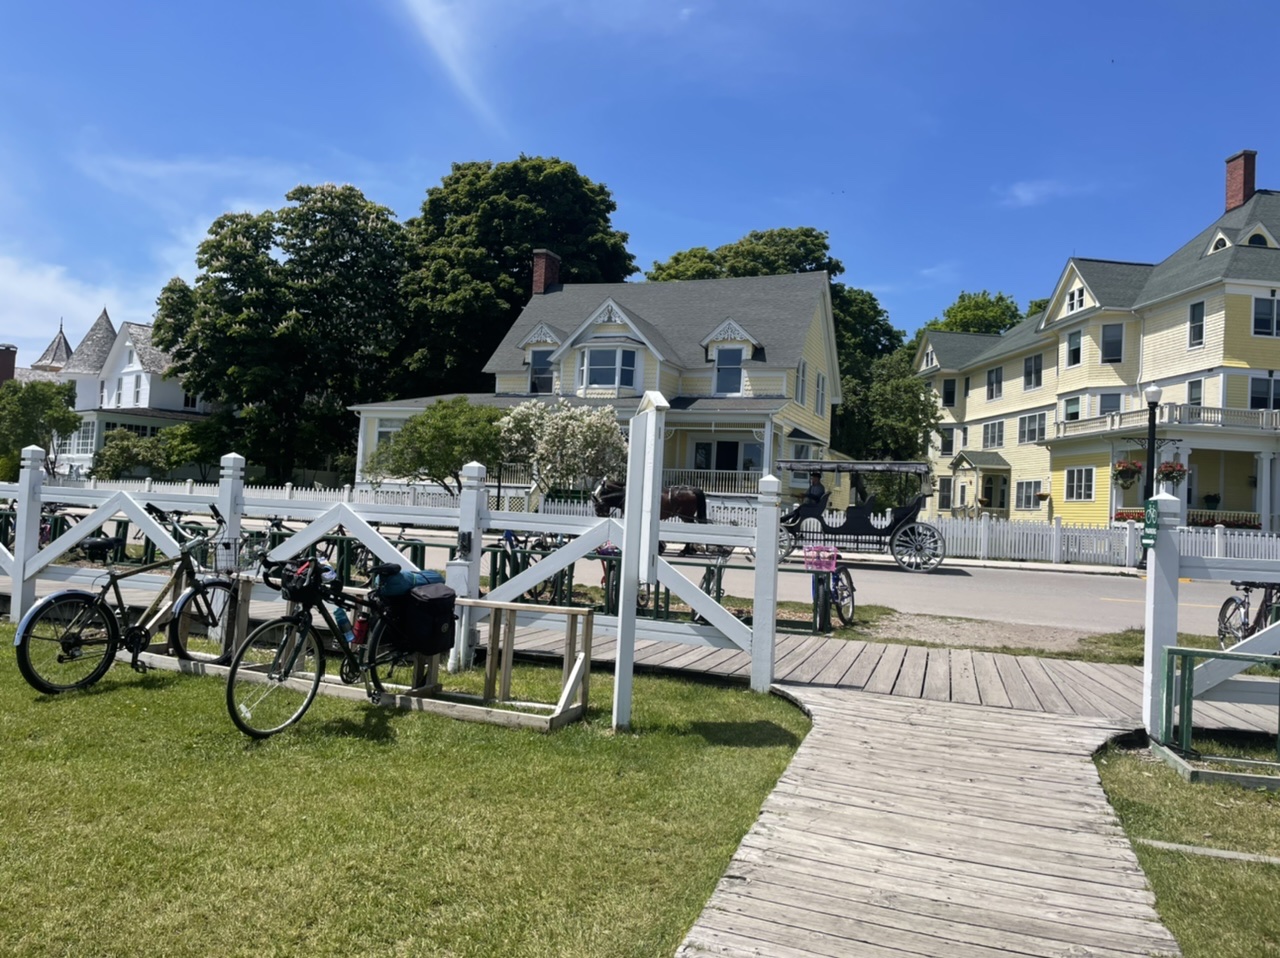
[{"x1": 384, "y1": 583, "x2": 457, "y2": 656}]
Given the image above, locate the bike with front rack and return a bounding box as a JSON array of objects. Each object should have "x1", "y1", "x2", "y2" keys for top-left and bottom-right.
[
  {"x1": 13, "y1": 503, "x2": 236, "y2": 693},
  {"x1": 225, "y1": 558, "x2": 455, "y2": 738}
]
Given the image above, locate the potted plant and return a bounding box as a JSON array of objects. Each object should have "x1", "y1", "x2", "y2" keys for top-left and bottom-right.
[
  {"x1": 1112, "y1": 459, "x2": 1144, "y2": 489},
  {"x1": 1035, "y1": 491, "x2": 1051, "y2": 501},
  {"x1": 1155, "y1": 461, "x2": 1187, "y2": 486},
  {"x1": 1202, "y1": 493, "x2": 1221, "y2": 510}
]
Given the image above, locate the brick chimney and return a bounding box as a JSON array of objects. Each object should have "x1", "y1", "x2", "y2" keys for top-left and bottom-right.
[
  {"x1": 531, "y1": 248, "x2": 561, "y2": 295},
  {"x1": 0, "y1": 344, "x2": 15, "y2": 386},
  {"x1": 1226, "y1": 150, "x2": 1257, "y2": 212}
]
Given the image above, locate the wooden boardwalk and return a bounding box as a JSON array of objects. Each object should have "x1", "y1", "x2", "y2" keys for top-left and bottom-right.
[
  {"x1": 676, "y1": 689, "x2": 1180, "y2": 957},
  {"x1": 511, "y1": 627, "x2": 1280, "y2": 734}
]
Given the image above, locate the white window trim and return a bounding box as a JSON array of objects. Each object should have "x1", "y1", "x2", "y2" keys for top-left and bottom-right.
[
  {"x1": 577, "y1": 347, "x2": 638, "y2": 391},
  {"x1": 1066, "y1": 331, "x2": 1082, "y2": 368},
  {"x1": 1100, "y1": 324, "x2": 1124, "y2": 365},
  {"x1": 1065, "y1": 466, "x2": 1095, "y2": 501},
  {"x1": 528, "y1": 348, "x2": 555, "y2": 394},
  {"x1": 1187, "y1": 378, "x2": 1203, "y2": 407},
  {"x1": 796, "y1": 360, "x2": 807, "y2": 406},
  {"x1": 1188, "y1": 301, "x2": 1205, "y2": 349},
  {"x1": 814, "y1": 372, "x2": 826, "y2": 413},
  {"x1": 1015, "y1": 480, "x2": 1043, "y2": 511},
  {"x1": 1023, "y1": 354, "x2": 1043, "y2": 391},
  {"x1": 1017, "y1": 412, "x2": 1045, "y2": 444},
  {"x1": 1252, "y1": 295, "x2": 1280, "y2": 338}
]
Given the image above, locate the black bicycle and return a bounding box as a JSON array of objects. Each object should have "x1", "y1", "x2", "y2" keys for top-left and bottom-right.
[
  {"x1": 13, "y1": 504, "x2": 233, "y2": 693},
  {"x1": 225, "y1": 559, "x2": 454, "y2": 738},
  {"x1": 1217, "y1": 580, "x2": 1280, "y2": 648}
]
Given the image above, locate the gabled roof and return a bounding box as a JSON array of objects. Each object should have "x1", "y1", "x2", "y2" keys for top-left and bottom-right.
[
  {"x1": 61, "y1": 309, "x2": 116, "y2": 375},
  {"x1": 919, "y1": 330, "x2": 1002, "y2": 371},
  {"x1": 1070, "y1": 258, "x2": 1153, "y2": 309},
  {"x1": 32, "y1": 327, "x2": 73, "y2": 371},
  {"x1": 949, "y1": 450, "x2": 1009, "y2": 470},
  {"x1": 484, "y1": 272, "x2": 829, "y2": 374},
  {"x1": 1134, "y1": 190, "x2": 1280, "y2": 307},
  {"x1": 120, "y1": 323, "x2": 171, "y2": 375}
]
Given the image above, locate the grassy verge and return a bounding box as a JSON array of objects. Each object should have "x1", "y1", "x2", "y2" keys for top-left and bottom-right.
[
  {"x1": 1096, "y1": 744, "x2": 1280, "y2": 957},
  {"x1": 0, "y1": 623, "x2": 809, "y2": 958}
]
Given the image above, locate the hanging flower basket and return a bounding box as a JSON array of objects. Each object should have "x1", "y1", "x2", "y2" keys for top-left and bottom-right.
[
  {"x1": 1035, "y1": 491, "x2": 1051, "y2": 501},
  {"x1": 1112, "y1": 459, "x2": 1143, "y2": 489},
  {"x1": 1155, "y1": 461, "x2": 1187, "y2": 486}
]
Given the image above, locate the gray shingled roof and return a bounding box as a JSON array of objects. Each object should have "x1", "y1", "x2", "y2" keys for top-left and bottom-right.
[
  {"x1": 61, "y1": 309, "x2": 116, "y2": 375},
  {"x1": 968, "y1": 311, "x2": 1047, "y2": 366},
  {"x1": 949, "y1": 451, "x2": 1010, "y2": 470},
  {"x1": 1072, "y1": 259, "x2": 1154, "y2": 308},
  {"x1": 15, "y1": 367, "x2": 59, "y2": 384},
  {"x1": 121, "y1": 323, "x2": 172, "y2": 375},
  {"x1": 483, "y1": 272, "x2": 829, "y2": 375},
  {"x1": 1134, "y1": 190, "x2": 1280, "y2": 307},
  {"x1": 32, "y1": 329, "x2": 73, "y2": 370},
  {"x1": 921, "y1": 330, "x2": 1002, "y2": 371}
]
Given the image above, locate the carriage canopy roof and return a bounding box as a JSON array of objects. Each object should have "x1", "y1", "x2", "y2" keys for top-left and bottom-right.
[{"x1": 775, "y1": 460, "x2": 931, "y2": 476}]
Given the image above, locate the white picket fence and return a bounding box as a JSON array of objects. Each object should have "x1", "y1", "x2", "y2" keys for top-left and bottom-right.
[{"x1": 1179, "y1": 525, "x2": 1280, "y2": 561}]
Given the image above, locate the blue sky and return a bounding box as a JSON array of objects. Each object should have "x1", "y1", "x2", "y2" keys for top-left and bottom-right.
[{"x1": 2, "y1": 0, "x2": 1276, "y2": 365}]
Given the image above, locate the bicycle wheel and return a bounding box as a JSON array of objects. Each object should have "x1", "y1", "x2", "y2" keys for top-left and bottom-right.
[
  {"x1": 1217, "y1": 596, "x2": 1248, "y2": 649},
  {"x1": 16, "y1": 593, "x2": 119, "y2": 694},
  {"x1": 833, "y1": 568, "x2": 856, "y2": 626},
  {"x1": 366, "y1": 623, "x2": 421, "y2": 696},
  {"x1": 169, "y1": 580, "x2": 236, "y2": 663},
  {"x1": 226, "y1": 618, "x2": 324, "y2": 738}
]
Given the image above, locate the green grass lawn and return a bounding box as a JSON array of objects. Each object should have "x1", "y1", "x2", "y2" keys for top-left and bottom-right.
[
  {"x1": 1096, "y1": 745, "x2": 1280, "y2": 958},
  {"x1": 0, "y1": 623, "x2": 809, "y2": 958}
]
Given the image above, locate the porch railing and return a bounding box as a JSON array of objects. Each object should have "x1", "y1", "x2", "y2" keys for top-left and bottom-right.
[
  {"x1": 662, "y1": 468, "x2": 762, "y2": 495},
  {"x1": 1053, "y1": 403, "x2": 1278, "y2": 439}
]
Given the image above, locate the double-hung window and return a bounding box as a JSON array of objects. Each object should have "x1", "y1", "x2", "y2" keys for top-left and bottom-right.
[
  {"x1": 1254, "y1": 297, "x2": 1279, "y2": 336},
  {"x1": 1017, "y1": 412, "x2": 1045, "y2": 444},
  {"x1": 529, "y1": 349, "x2": 554, "y2": 393},
  {"x1": 796, "y1": 360, "x2": 807, "y2": 405},
  {"x1": 1188, "y1": 379, "x2": 1203, "y2": 407},
  {"x1": 1067, "y1": 288, "x2": 1083, "y2": 312},
  {"x1": 1066, "y1": 331, "x2": 1082, "y2": 367},
  {"x1": 183, "y1": 392, "x2": 198, "y2": 409},
  {"x1": 716, "y1": 347, "x2": 743, "y2": 394},
  {"x1": 986, "y1": 367, "x2": 1003, "y2": 400},
  {"x1": 1065, "y1": 467, "x2": 1094, "y2": 501},
  {"x1": 74, "y1": 421, "x2": 96, "y2": 456},
  {"x1": 580, "y1": 348, "x2": 637, "y2": 389},
  {"x1": 982, "y1": 421, "x2": 1004, "y2": 448},
  {"x1": 98, "y1": 381, "x2": 105, "y2": 407},
  {"x1": 1064, "y1": 397, "x2": 1081, "y2": 421},
  {"x1": 937, "y1": 477, "x2": 952, "y2": 509},
  {"x1": 1100, "y1": 324, "x2": 1123, "y2": 364},
  {"x1": 1189, "y1": 302, "x2": 1205, "y2": 347},
  {"x1": 1015, "y1": 480, "x2": 1043, "y2": 510},
  {"x1": 133, "y1": 374, "x2": 141, "y2": 405},
  {"x1": 942, "y1": 378, "x2": 956, "y2": 406},
  {"x1": 1098, "y1": 393, "x2": 1121, "y2": 415},
  {"x1": 115, "y1": 377, "x2": 123, "y2": 408},
  {"x1": 1250, "y1": 377, "x2": 1280, "y2": 410},
  {"x1": 939, "y1": 427, "x2": 954, "y2": 456},
  {"x1": 814, "y1": 372, "x2": 826, "y2": 412},
  {"x1": 375, "y1": 418, "x2": 406, "y2": 448},
  {"x1": 1023, "y1": 354, "x2": 1042, "y2": 389}
]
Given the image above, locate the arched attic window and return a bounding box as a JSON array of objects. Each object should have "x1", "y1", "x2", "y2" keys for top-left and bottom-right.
[
  {"x1": 1249, "y1": 233, "x2": 1269, "y2": 247},
  {"x1": 1213, "y1": 237, "x2": 1228, "y2": 251}
]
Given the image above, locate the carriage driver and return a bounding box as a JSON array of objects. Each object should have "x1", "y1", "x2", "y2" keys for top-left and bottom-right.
[{"x1": 784, "y1": 470, "x2": 827, "y2": 522}]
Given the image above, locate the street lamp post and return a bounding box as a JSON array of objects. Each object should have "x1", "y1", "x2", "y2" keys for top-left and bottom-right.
[{"x1": 1142, "y1": 382, "x2": 1163, "y2": 501}]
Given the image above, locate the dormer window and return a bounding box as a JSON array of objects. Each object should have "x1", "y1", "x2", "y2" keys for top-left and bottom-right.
[
  {"x1": 1067, "y1": 288, "x2": 1084, "y2": 312},
  {"x1": 126, "y1": 347, "x2": 135, "y2": 366},
  {"x1": 529, "y1": 349, "x2": 554, "y2": 393},
  {"x1": 716, "y1": 347, "x2": 744, "y2": 394},
  {"x1": 1249, "y1": 233, "x2": 1269, "y2": 247},
  {"x1": 578, "y1": 348, "x2": 636, "y2": 389},
  {"x1": 923, "y1": 347, "x2": 936, "y2": 368},
  {"x1": 1212, "y1": 237, "x2": 1228, "y2": 252}
]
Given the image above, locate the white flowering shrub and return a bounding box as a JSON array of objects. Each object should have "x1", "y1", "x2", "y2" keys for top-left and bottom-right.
[{"x1": 498, "y1": 399, "x2": 626, "y2": 491}]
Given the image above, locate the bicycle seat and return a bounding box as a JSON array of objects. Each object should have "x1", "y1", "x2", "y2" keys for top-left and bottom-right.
[
  {"x1": 370, "y1": 562, "x2": 402, "y2": 578},
  {"x1": 80, "y1": 536, "x2": 124, "y2": 558}
]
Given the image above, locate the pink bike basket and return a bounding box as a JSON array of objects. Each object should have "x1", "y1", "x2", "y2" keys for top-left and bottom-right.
[{"x1": 803, "y1": 546, "x2": 838, "y2": 571}]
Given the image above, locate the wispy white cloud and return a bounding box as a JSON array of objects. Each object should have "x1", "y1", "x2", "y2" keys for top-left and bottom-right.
[
  {"x1": 918, "y1": 261, "x2": 959, "y2": 284},
  {"x1": 994, "y1": 178, "x2": 1092, "y2": 209},
  {"x1": 395, "y1": 0, "x2": 505, "y2": 132}
]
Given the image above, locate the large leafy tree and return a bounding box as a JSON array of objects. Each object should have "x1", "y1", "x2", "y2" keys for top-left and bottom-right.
[
  {"x1": 400, "y1": 155, "x2": 636, "y2": 397},
  {"x1": 925, "y1": 290, "x2": 1023, "y2": 335},
  {"x1": 648, "y1": 227, "x2": 903, "y2": 457},
  {"x1": 0, "y1": 380, "x2": 80, "y2": 476},
  {"x1": 362, "y1": 397, "x2": 505, "y2": 495},
  {"x1": 153, "y1": 184, "x2": 407, "y2": 481}
]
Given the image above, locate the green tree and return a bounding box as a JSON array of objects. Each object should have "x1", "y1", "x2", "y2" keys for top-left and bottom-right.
[
  {"x1": 363, "y1": 396, "x2": 504, "y2": 494},
  {"x1": 1025, "y1": 297, "x2": 1050, "y2": 317},
  {"x1": 499, "y1": 399, "x2": 627, "y2": 493},
  {"x1": 648, "y1": 227, "x2": 902, "y2": 457},
  {"x1": 925, "y1": 290, "x2": 1023, "y2": 335},
  {"x1": 0, "y1": 380, "x2": 81, "y2": 475},
  {"x1": 153, "y1": 184, "x2": 407, "y2": 481},
  {"x1": 400, "y1": 155, "x2": 636, "y2": 397},
  {"x1": 91, "y1": 429, "x2": 168, "y2": 479}
]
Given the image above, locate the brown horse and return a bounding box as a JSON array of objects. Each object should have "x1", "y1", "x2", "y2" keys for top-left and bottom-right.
[{"x1": 591, "y1": 478, "x2": 708, "y2": 523}]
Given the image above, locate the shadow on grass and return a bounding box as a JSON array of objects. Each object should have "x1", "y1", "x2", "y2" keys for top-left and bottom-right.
[
  {"x1": 309, "y1": 702, "x2": 404, "y2": 742},
  {"x1": 687, "y1": 719, "x2": 802, "y2": 748},
  {"x1": 25, "y1": 668, "x2": 185, "y2": 702}
]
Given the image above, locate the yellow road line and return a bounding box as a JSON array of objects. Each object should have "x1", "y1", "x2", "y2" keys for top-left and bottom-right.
[{"x1": 1099, "y1": 597, "x2": 1218, "y2": 609}]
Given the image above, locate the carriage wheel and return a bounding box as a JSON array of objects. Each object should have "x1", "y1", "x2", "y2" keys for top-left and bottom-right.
[{"x1": 889, "y1": 522, "x2": 945, "y2": 573}]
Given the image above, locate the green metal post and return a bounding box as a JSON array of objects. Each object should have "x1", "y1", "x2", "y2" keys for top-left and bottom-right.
[{"x1": 1179, "y1": 651, "x2": 1195, "y2": 754}]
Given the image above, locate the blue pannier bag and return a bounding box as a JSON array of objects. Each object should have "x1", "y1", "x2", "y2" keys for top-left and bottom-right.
[{"x1": 379, "y1": 569, "x2": 444, "y2": 597}]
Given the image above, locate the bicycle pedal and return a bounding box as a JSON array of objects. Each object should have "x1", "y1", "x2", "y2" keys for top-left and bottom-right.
[{"x1": 131, "y1": 661, "x2": 151, "y2": 674}]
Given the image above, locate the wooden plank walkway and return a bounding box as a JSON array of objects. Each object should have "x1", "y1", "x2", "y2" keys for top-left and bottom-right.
[
  {"x1": 511, "y1": 626, "x2": 1280, "y2": 734},
  {"x1": 676, "y1": 688, "x2": 1180, "y2": 957}
]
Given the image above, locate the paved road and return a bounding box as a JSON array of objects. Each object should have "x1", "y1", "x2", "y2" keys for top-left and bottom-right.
[{"x1": 714, "y1": 558, "x2": 1227, "y2": 637}]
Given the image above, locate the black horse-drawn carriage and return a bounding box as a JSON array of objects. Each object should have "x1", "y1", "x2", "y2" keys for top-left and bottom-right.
[{"x1": 774, "y1": 460, "x2": 945, "y2": 573}]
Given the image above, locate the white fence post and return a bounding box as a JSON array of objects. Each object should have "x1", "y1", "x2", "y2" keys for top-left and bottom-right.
[
  {"x1": 751, "y1": 475, "x2": 780, "y2": 693},
  {"x1": 979, "y1": 512, "x2": 990, "y2": 560},
  {"x1": 217, "y1": 453, "x2": 246, "y2": 551},
  {"x1": 343, "y1": 484, "x2": 352, "y2": 503},
  {"x1": 1143, "y1": 493, "x2": 1181, "y2": 735},
  {"x1": 10, "y1": 446, "x2": 44, "y2": 622},
  {"x1": 1214, "y1": 523, "x2": 1226, "y2": 558},
  {"x1": 1051, "y1": 516, "x2": 1064, "y2": 564},
  {"x1": 447, "y1": 461, "x2": 486, "y2": 671},
  {"x1": 186, "y1": 478, "x2": 194, "y2": 494},
  {"x1": 1124, "y1": 519, "x2": 1137, "y2": 567},
  {"x1": 284, "y1": 482, "x2": 293, "y2": 500}
]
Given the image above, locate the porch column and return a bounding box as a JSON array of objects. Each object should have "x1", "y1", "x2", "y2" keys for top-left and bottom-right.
[
  {"x1": 762, "y1": 419, "x2": 774, "y2": 474},
  {"x1": 1257, "y1": 451, "x2": 1274, "y2": 533}
]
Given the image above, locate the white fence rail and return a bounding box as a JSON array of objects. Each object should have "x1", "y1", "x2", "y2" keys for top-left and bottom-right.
[{"x1": 1179, "y1": 525, "x2": 1280, "y2": 561}]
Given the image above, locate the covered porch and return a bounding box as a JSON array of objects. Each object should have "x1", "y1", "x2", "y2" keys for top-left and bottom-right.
[{"x1": 946, "y1": 451, "x2": 1011, "y2": 518}]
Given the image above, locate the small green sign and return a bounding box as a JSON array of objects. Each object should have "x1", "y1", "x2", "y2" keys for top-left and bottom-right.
[{"x1": 1142, "y1": 498, "x2": 1159, "y2": 547}]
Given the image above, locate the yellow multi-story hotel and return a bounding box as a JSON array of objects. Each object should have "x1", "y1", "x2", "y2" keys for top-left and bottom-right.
[{"x1": 918, "y1": 150, "x2": 1279, "y2": 532}]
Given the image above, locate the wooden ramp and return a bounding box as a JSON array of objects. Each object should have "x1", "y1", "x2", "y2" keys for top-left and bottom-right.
[{"x1": 677, "y1": 687, "x2": 1181, "y2": 958}]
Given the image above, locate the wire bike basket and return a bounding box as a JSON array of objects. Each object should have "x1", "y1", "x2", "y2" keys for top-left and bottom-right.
[{"x1": 802, "y1": 545, "x2": 838, "y2": 572}]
